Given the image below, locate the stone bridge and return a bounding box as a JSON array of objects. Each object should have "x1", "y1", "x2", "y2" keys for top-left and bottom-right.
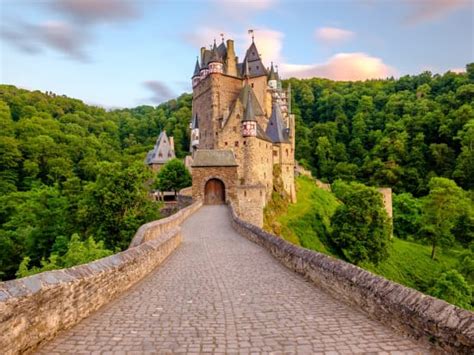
[{"x1": 1, "y1": 204, "x2": 473, "y2": 354}]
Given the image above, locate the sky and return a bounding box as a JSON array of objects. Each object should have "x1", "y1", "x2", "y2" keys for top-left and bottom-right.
[{"x1": 0, "y1": 0, "x2": 473, "y2": 108}]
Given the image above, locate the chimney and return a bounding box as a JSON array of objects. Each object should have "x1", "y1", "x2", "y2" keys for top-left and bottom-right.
[
  {"x1": 226, "y1": 39, "x2": 237, "y2": 77},
  {"x1": 200, "y1": 47, "x2": 206, "y2": 64}
]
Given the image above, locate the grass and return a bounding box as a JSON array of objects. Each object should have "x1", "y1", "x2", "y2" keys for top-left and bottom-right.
[
  {"x1": 275, "y1": 176, "x2": 339, "y2": 254},
  {"x1": 267, "y1": 175, "x2": 466, "y2": 298}
]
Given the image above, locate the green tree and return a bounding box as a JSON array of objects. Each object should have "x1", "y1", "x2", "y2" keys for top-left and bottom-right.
[
  {"x1": 154, "y1": 159, "x2": 192, "y2": 195},
  {"x1": 79, "y1": 162, "x2": 159, "y2": 250},
  {"x1": 420, "y1": 178, "x2": 466, "y2": 259},
  {"x1": 429, "y1": 270, "x2": 472, "y2": 310},
  {"x1": 392, "y1": 193, "x2": 422, "y2": 240},
  {"x1": 16, "y1": 234, "x2": 112, "y2": 277},
  {"x1": 331, "y1": 181, "x2": 391, "y2": 265}
]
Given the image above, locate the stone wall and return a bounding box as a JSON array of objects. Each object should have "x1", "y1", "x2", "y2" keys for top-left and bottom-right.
[
  {"x1": 229, "y1": 205, "x2": 474, "y2": 354},
  {"x1": 0, "y1": 201, "x2": 202, "y2": 355}
]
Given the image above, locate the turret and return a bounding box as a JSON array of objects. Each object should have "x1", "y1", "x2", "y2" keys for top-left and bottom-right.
[
  {"x1": 268, "y1": 62, "x2": 278, "y2": 89},
  {"x1": 241, "y1": 88, "x2": 257, "y2": 137},
  {"x1": 208, "y1": 40, "x2": 224, "y2": 74},
  {"x1": 192, "y1": 57, "x2": 201, "y2": 87},
  {"x1": 190, "y1": 113, "x2": 199, "y2": 151}
]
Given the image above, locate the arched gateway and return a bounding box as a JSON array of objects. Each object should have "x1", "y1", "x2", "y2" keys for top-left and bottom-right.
[{"x1": 204, "y1": 178, "x2": 225, "y2": 205}]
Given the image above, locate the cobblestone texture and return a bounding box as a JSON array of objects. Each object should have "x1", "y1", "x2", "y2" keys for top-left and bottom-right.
[{"x1": 37, "y1": 206, "x2": 432, "y2": 354}]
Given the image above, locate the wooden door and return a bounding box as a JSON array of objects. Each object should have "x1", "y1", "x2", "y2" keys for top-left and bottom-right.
[{"x1": 204, "y1": 179, "x2": 225, "y2": 205}]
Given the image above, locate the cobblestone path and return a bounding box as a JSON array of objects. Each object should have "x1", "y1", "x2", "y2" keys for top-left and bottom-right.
[{"x1": 37, "y1": 205, "x2": 432, "y2": 354}]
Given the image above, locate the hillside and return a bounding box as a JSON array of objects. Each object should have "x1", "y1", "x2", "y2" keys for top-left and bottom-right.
[
  {"x1": 0, "y1": 85, "x2": 191, "y2": 280},
  {"x1": 265, "y1": 175, "x2": 472, "y2": 309},
  {"x1": 287, "y1": 65, "x2": 474, "y2": 196}
]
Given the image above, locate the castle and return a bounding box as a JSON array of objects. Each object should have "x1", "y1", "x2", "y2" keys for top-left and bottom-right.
[
  {"x1": 145, "y1": 130, "x2": 176, "y2": 171},
  {"x1": 189, "y1": 37, "x2": 296, "y2": 227}
]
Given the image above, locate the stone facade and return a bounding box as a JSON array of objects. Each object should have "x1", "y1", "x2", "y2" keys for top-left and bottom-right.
[
  {"x1": 189, "y1": 38, "x2": 296, "y2": 227},
  {"x1": 0, "y1": 202, "x2": 202, "y2": 355},
  {"x1": 229, "y1": 204, "x2": 474, "y2": 354}
]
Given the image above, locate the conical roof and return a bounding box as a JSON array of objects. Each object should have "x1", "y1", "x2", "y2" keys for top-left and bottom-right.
[
  {"x1": 193, "y1": 58, "x2": 200, "y2": 77},
  {"x1": 243, "y1": 89, "x2": 256, "y2": 122},
  {"x1": 268, "y1": 62, "x2": 277, "y2": 81},
  {"x1": 266, "y1": 103, "x2": 289, "y2": 143}
]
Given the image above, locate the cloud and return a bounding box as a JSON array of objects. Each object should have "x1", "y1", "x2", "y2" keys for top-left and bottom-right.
[
  {"x1": 1, "y1": 21, "x2": 90, "y2": 61},
  {"x1": 49, "y1": 0, "x2": 140, "y2": 24},
  {"x1": 449, "y1": 67, "x2": 466, "y2": 74},
  {"x1": 280, "y1": 53, "x2": 396, "y2": 81},
  {"x1": 143, "y1": 80, "x2": 175, "y2": 104},
  {"x1": 216, "y1": 0, "x2": 276, "y2": 10},
  {"x1": 315, "y1": 27, "x2": 355, "y2": 44},
  {"x1": 404, "y1": 0, "x2": 470, "y2": 24}
]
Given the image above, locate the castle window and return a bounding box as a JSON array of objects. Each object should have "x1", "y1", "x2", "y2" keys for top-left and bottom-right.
[
  {"x1": 233, "y1": 126, "x2": 237, "y2": 133},
  {"x1": 260, "y1": 190, "x2": 263, "y2": 197},
  {"x1": 286, "y1": 149, "x2": 289, "y2": 157},
  {"x1": 225, "y1": 141, "x2": 228, "y2": 146},
  {"x1": 251, "y1": 83, "x2": 254, "y2": 88},
  {"x1": 243, "y1": 141, "x2": 247, "y2": 145},
  {"x1": 158, "y1": 152, "x2": 163, "y2": 158},
  {"x1": 244, "y1": 190, "x2": 247, "y2": 197},
  {"x1": 216, "y1": 132, "x2": 218, "y2": 136},
  {"x1": 273, "y1": 151, "x2": 277, "y2": 157},
  {"x1": 235, "y1": 141, "x2": 239, "y2": 147},
  {"x1": 264, "y1": 172, "x2": 266, "y2": 179}
]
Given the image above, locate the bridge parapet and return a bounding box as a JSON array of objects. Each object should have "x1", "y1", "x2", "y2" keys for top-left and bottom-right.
[
  {"x1": 0, "y1": 200, "x2": 202, "y2": 355},
  {"x1": 229, "y1": 204, "x2": 474, "y2": 354}
]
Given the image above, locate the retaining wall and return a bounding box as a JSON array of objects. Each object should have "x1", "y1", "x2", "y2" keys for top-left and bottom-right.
[
  {"x1": 229, "y1": 205, "x2": 474, "y2": 354},
  {"x1": 0, "y1": 201, "x2": 202, "y2": 354}
]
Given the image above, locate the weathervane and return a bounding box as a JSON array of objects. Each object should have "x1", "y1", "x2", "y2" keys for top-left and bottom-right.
[
  {"x1": 220, "y1": 33, "x2": 225, "y2": 43},
  {"x1": 248, "y1": 29, "x2": 254, "y2": 42}
]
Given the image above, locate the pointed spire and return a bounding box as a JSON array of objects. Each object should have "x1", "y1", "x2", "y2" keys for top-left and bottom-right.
[
  {"x1": 266, "y1": 102, "x2": 288, "y2": 143},
  {"x1": 243, "y1": 88, "x2": 256, "y2": 122},
  {"x1": 209, "y1": 39, "x2": 222, "y2": 63},
  {"x1": 268, "y1": 61, "x2": 277, "y2": 81},
  {"x1": 193, "y1": 56, "x2": 200, "y2": 77}
]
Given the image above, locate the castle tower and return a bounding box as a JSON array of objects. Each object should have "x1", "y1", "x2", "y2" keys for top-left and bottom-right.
[{"x1": 190, "y1": 36, "x2": 296, "y2": 226}]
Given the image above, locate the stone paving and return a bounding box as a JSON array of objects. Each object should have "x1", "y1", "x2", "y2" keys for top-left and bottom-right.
[{"x1": 37, "y1": 205, "x2": 432, "y2": 354}]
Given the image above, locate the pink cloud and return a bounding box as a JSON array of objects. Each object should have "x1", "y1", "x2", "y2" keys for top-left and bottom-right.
[
  {"x1": 280, "y1": 53, "x2": 396, "y2": 81},
  {"x1": 404, "y1": 0, "x2": 471, "y2": 24},
  {"x1": 315, "y1": 27, "x2": 355, "y2": 44}
]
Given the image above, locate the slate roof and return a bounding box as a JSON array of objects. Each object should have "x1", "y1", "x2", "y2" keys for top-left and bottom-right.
[
  {"x1": 242, "y1": 42, "x2": 267, "y2": 77},
  {"x1": 238, "y1": 84, "x2": 264, "y2": 116},
  {"x1": 145, "y1": 131, "x2": 176, "y2": 165},
  {"x1": 217, "y1": 41, "x2": 227, "y2": 58},
  {"x1": 242, "y1": 89, "x2": 256, "y2": 122},
  {"x1": 191, "y1": 149, "x2": 238, "y2": 167},
  {"x1": 191, "y1": 113, "x2": 199, "y2": 129},
  {"x1": 266, "y1": 103, "x2": 289, "y2": 143},
  {"x1": 193, "y1": 58, "x2": 200, "y2": 77},
  {"x1": 268, "y1": 62, "x2": 277, "y2": 81}
]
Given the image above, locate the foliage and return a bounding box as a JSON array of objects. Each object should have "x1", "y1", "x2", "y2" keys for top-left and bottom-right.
[
  {"x1": 154, "y1": 159, "x2": 192, "y2": 194},
  {"x1": 286, "y1": 65, "x2": 474, "y2": 195},
  {"x1": 0, "y1": 85, "x2": 189, "y2": 280},
  {"x1": 420, "y1": 178, "x2": 468, "y2": 259},
  {"x1": 330, "y1": 180, "x2": 391, "y2": 265},
  {"x1": 429, "y1": 270, "x2": 472, "y2": 310},
  {"x1": 392, "y1": 192, "x2": 422, "y2": 240},
  {"x1": 16, "y1": 234, "x2": 113, "y2": 278}
]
